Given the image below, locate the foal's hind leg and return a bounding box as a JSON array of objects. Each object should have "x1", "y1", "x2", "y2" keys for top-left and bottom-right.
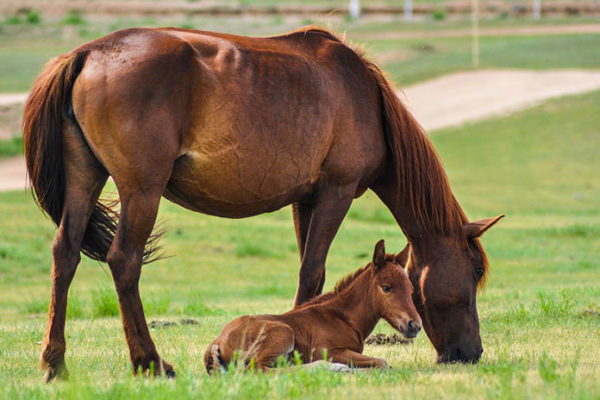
[
  {"x1": 41, "y1": 121, "x2": 108, "y2": 382},
  {"x1": 247, "y1": 322, "x2": 295, "y2": 372}
]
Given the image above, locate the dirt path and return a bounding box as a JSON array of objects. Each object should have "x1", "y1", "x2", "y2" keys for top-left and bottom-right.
[
  {"x1": 400, "y1": 69, "x2": 600, "y2": 131},
  {"x1": 2, "y1": 68, "x2": 600, "y2": 192}
]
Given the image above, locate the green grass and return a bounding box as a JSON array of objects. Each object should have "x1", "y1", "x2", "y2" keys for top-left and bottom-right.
[
  {"x1": 1, "y1": 80, "x2": 599, "y2": 397},
  {"x1": 0, "y1": 136, "x2": 23, "y2": 157}
]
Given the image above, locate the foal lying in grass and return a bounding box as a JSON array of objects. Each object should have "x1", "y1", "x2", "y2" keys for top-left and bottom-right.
[{"x1": 204, "y1": 240, "x2": 421, "y2": 373}]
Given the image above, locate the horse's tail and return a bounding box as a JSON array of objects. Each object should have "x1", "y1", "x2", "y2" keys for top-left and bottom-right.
[
  {"x1": 363, "y1": 60, "x2": 467, "y2": 235},
  {"x1": 22, "y1": 50, "x2": 160, "y2": 263},
  {"x1": 204, "y1": 343, "x2": 225, "y2": 374}
]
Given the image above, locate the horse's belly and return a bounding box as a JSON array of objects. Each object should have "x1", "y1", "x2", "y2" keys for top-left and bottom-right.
[{"x1": 164, "y1": 150, "x2": 315, "y2": 218}]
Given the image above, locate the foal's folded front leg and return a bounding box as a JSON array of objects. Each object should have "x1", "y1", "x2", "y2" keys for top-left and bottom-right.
[{"x1": 329, "y1": 349, "x2": 389, "y2": 368}]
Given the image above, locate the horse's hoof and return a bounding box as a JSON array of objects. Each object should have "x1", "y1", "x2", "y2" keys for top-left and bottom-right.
[
  {"x1": 135, "y1": 358, "x2": 176, "y2": 378},
  {"x1": 42, "y1": 363, "x2": 69, "y2": 383},
  {"x1": 165, "y1": 368, "x2": 176, "y2": 379},
  {"x1": 161, "y1": 359, "x2": 176, "y2": 378}
]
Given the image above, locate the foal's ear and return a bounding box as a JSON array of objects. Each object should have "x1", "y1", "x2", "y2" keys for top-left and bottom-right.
[
  {"x1": 462, "y1": 215, "x2": 505, "y2": 238},
  {"x1": 373, "y1": 239, "x2": 386, "y2": 270},
  {"x1": 393, "y1": 243, "x2": 411, "y2": 268}
]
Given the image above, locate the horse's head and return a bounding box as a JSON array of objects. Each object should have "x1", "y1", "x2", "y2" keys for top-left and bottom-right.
[
  {"x1": 401, "y1": 215, "x2": 504, "y2": 364},
  {"x1": 370, "y1": 240, "x2": 422, "y2": 339}
]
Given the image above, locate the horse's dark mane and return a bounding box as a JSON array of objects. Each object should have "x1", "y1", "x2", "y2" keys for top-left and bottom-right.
[{"x1": 297, "y1": 26, "x2": 469, "y2": 240}]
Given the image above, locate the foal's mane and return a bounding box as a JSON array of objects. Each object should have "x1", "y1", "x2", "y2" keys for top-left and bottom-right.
[
  {"x1": 297, "y1": 26, "x2": 469, "y2": 240},
  {"x1": 299, "y1": 255, "x2": 403, "y2": 308},
  {"x1": 299, "y1": 264, "x2": 370, "y2": 308}
]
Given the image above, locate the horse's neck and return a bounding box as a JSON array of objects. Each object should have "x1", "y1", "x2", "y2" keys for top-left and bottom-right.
[
  {"x1": 324, "y1": 274, "x2": 380, "y2": 340},
  {"x1": 373, "y1": 182, "x2": 462, "y2": 257}
]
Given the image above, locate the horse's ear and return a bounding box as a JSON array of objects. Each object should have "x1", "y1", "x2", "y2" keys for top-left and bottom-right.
[
  {"x1": 463, "y1": 215, "x2": 505, "y2": 238},
  {"x1": 373, "y1": 239, "x2": 386, "y2": 270},
  {"x1": 393, "y1": 243, "x2": 411, "y2": 268}
]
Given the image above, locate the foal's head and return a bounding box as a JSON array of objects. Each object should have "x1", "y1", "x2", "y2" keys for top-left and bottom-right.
[{"x1": 370, "y1": 240, "x2": 422, "y2": 339}]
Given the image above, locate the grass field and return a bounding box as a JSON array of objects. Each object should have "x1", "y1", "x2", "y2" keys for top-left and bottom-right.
[{"x1": 1, "y1": 84, "x2": 598, "y2": 398}]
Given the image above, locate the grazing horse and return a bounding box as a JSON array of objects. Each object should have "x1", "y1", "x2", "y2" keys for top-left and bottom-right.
[
  {"x1": 204, "y1": 240, "x2": 421, "y2": 373},
  {"x1": 23, "y1": 26, "x2": 503, "y2": 380}
]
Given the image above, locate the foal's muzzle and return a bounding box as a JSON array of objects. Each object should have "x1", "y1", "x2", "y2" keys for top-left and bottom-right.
[{"x1": 400, "y1": 319, "x2": 422, "y2": 339}]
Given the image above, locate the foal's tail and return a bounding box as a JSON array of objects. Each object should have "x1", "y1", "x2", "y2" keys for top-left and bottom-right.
[
  {"x1": 22, "y1": 50, "x2": 159, "y2": 263},
  {"x1": 204, "y1": 344, "x2": 226, "y2": 374}
]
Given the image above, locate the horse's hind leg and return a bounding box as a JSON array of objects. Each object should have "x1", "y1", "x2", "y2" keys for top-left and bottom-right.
[
  {"x1": 41, "y1": 120, "x2": 108, "y2": 382},
  {"x1": 291, "y1": 202, "x2": 311, "y2": 260},
  {"x1": 105, "y1": 165, "x2": 175, "y2": 376}
]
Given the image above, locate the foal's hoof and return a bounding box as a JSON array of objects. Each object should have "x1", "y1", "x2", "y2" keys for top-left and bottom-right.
[{"x1": 42, "y1": 362, "x2": 69, "y2": 383}]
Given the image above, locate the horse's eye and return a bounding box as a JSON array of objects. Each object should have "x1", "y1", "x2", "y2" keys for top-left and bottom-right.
[
  {"x1": 475, "y1": 267, "x2": 485, "y2": 279},
  {"x1": 381, "y1": 285, "x2": 392, "y2": 293}
]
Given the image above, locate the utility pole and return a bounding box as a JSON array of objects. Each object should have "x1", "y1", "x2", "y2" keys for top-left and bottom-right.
[
  {"x1": 349, "y1": 0, "x2": 361, "y2": 19},
  {"x1": 471, "y1": 0, "x2": 479, "y2": 67},
  {"x1": 405, "y1": 0, "x2": 413, "y2": 22},
  {"x1": 533, "y1": 0, "x2": 541, "y2": 19}
]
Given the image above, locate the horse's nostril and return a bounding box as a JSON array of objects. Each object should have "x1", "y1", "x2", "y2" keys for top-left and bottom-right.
[{"x1": 408, "y1": 320, "x2": 420, "y2": 331}]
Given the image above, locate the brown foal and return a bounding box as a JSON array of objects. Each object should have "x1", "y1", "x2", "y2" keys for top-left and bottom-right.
[{"x1": 204, "y1": 240, "x2": 421, "y2": 373}]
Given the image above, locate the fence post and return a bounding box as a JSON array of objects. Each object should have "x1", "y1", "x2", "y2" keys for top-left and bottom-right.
[
  {"x1": 471, "y1": 0, "x2": 479, "y2": 67},
  {"x1": 533, "y1": 0, "x2": 541, "y2": 19},
  {"x1": 349, "y1": 0, "x2": 361, "y2": 19},
  {"x1": 405, "y1": 0, "x2": 413, "y2": 21}
]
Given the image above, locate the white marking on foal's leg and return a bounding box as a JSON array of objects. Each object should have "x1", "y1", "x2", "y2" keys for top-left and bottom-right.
[{"x1": 302, "y1": 360, "x2": 351, "y2": 373}]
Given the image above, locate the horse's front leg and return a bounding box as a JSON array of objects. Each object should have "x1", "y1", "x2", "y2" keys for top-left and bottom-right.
[
  {"x1": 106, "y1": 189, "x2": 174, "y2": 377},
  {"x1": 293, "y1": 184, "x2": 356, "y2": 307},
  {"x1": 328, "y1": 349, "x2": 389, "y2": 369}
]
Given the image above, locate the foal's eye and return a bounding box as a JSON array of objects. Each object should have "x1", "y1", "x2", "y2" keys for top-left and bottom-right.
[{"x1": 381, "y1": 285, "x2": 392, "y2": 293}]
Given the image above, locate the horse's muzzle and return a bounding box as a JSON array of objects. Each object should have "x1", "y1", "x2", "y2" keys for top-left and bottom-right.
[{"x1": 437, "y1": 345, "x2": 483, "y2": 364}]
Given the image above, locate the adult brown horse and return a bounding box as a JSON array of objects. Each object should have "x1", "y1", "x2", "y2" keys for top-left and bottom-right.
[
  {"x1": 205, "y1": 240, "x2": 421, "y2": 373},
  {"x1": 23, "y1": 26, "x2": 503, "y2": 380}
]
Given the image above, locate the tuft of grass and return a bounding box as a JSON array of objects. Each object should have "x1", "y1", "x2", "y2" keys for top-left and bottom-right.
[
  {"x1": 537, "y1": 291, "x2": 574, "y2": 319},
  {"x1": 66, "y1": 294, "x2": 85, "y2": 319},
  {"x1": 182, "y1": 292, "x2": 225, "y2": 316},
  {"x1": 235, "y1": 240, "x2": 282, "y2": 259},
  {"x1": 63, "y1": 10, "x2": 86, "y2": 26},
  {"x1": 24, "y1": 299, "x2": 47, "y2": 314},
  {"x1": 0, "y1": 137, "x2": 23, "y2": 158},
  {"x1": 143, "y1": 294, "x2": 171, "y2": 316},
  {"x1": 91, "y1": 287, "x2": 120, "y2": 317},
  {"x1": 432, "y1": 9, "x2": 446, "y2": 20},
  {"x1": 4, "y1": 15, "x2": 21, "y2": 25},
  {"x1": 25, "y1": 9, "x2": 41, "y2": 25}
]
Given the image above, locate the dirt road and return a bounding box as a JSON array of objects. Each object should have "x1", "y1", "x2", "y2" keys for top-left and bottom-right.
[{"x1": 2, "y1": 68, "x2": 600, "y2": 192}]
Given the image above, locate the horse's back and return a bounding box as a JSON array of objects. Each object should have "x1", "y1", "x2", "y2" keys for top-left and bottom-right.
[{"x1": 71, "y1": 27, "x2": 386, "y2": 216}]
